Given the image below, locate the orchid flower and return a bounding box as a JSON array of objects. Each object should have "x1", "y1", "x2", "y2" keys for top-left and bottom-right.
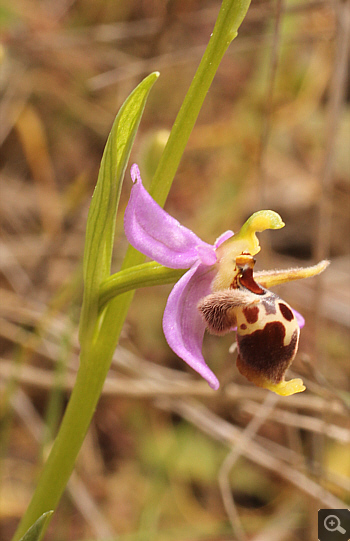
[{"x1": 124, "y1": 164, "x2": 329, "y2": 396}]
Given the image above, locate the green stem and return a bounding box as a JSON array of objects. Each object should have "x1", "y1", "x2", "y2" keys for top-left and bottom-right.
[
  {"x1": 99, "y1": 263, "x2": 185, "y2": 310},
  {"x1": 13, "y1": 363, "x2": 102, "y2": 538},
  {"x1": 12, "y1": 2, "x2": 251, "y2": 539}
]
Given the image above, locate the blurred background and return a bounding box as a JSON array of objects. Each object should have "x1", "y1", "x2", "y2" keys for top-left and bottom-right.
[{"x1": 0, "y1": 0, "x2": 349, "y2": 540}]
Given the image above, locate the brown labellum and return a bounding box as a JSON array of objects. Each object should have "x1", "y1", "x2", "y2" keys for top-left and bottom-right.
[{"x1": 198, "y1": 253, "x2": 300, "y2": 385}]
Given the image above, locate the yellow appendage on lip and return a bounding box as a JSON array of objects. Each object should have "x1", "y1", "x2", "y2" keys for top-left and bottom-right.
[
  {"x1": 260, "y1": 378, "x2": 306, "y2": 396},
  {"x1": 236, "y1": 354, "x2": 306, "y2": 396}
]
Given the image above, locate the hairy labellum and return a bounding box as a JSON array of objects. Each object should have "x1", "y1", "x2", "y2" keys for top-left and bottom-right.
[{"x1": 198, "y1": 254, "x2": 300, "y2": 389}]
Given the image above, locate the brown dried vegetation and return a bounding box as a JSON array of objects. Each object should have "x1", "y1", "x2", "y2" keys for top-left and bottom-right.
[{"x1": 1, "y1": 1, "x2": 349, "y2": 540}]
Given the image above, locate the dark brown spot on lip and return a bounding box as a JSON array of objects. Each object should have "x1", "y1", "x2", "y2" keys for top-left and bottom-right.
[
  {"x1": 237, "y1": 322, "x2": 299, "y2": 383},
  {"x1": 240, "y1": 323, "x2": 247, "y2": 330},
  {"x1": 279, "y1": 303, "x2": 294, "y2": 322},
  {"x1": 243, "y1": 305, "x2": 259, "y2": 324}
]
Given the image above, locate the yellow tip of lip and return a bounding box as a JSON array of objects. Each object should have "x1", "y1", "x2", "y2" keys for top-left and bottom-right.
[
  {"x1": 261, "y1": 378, "x2": 306, "y2": 396},
  {"x1": 237, "y1": 355, "x2": 306, "y2": 396}
]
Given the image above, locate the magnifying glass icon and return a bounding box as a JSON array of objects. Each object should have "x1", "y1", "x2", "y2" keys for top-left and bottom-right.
[{"x1": 324, "y1": 515, "x2": 346, "y2": 534}]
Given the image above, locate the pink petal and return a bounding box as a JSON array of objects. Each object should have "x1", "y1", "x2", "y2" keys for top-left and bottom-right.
[
  {"x1": 163, "y1": 262, "x2": 220, "y2": 390},
  {"x1": 214, "y1": 230, "x2": 234, "y2": 248},
  {"x1": 196, "y1": 245, "x2": 217, "y2": 266},
  {"x1": 124, "y1": 165, "x2": 215, "y2": 269}
]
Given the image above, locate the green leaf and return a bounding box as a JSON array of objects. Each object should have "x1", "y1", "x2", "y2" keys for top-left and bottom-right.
[
  {"x1": 18, "y1": 512, "x2": 53, "y2": 541},
  {"x1": 79, "y1": 72, "x2": 159, "y2": 348}
]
